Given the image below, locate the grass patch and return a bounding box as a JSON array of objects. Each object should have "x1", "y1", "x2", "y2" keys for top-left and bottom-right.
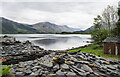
[
  {"x1": 69, "y1": 44, "x2": 120, "y2": 59},
  {"x1": 0, "y1": 62, "x2": 2, "y2": 77},
  {"x1": 0, "y1": 62, "x2": 11, "y2": 76}
]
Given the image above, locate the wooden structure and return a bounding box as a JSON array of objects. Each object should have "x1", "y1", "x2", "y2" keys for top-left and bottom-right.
[{"x1": 103, "y1": 36, "x2": 120, "y2": 55}]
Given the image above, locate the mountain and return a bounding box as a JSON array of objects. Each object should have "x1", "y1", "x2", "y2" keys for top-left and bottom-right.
[
  {"x1": 75, "y1": 26, "x2": 94, "y2": 33},
  {"x1": 1, "y1": 17, "x2": 81, "y2": 34},
  {"x1": 83, "y1": 26, "x2": 94, "y2": 32},
  {"x1": 1, "y1": 17, "x2": 40, "y2": 34},
  {"x1": 70, "y1": 27, "x2": 81, "y2": 32},
  {"x1": 31, "y1": 22, "x2": 75, "y2": 33}
]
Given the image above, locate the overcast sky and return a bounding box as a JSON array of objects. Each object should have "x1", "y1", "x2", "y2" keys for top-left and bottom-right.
[{"x1": 0, "y1": 0, "x2": 119, "y2": 30}]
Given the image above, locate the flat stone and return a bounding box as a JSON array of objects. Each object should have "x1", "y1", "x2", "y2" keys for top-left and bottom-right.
[
  {"x1": 61, "y1": 64, "x2": 69, "y2": 70},
  {"x1": 16, "y1": 68, "x2": 25, "y2": 72},
  {"x1": 82, "y1": 64, "x2": 93, "y2": 73},
  {"x1": 89, "y1": 64, "x2": 98, "y2": 67},
  {"x1": 43, "y1": 71, "x2": 49, "y2": 74},
  {"x1": 26, "y1": 66, "x2": 31, "y2": 69},
  {"x1": 16, "y1": 72, "x2": 24, "y2": 75},
  {"x1": 107, "y1": 65, "x2": 116, "y2": 70},
  {"x1": 94, "y1": 72, "x2": 100, "y2": 77},
  {"x1": 25, "y1": 69, "x2": 32, "y2": 75},
  {"x1": 77, "y1": 71, "x2": 85, "y2": 76},
  {"x1": 99, "y1": 68, "x2": 107, "y2": 73},
  {"x1": 87, "y1": 74, "x2": 95, "y2": 77},
  {"x1": 47, "y1": 74, "x2": 56, "y2": 77},
  {"x1": 53, "y1": 64, "x2": 60, "y2": 71},
  {"x1": 78, "y1": 55, "x2": 84, "y2": 59},
  {"x1": 45, "y1": 63, "x2": 53, "y2": 68},
  {"x1": 34, "y1": 69, "x2": 41, "y2": 75},
  {"x1": 33, "y1": 66, "x2": 41, "y2": 69},
  {"x1": 72, "y1": 65, "x2": 85, "y2": 73},
  {"x1": 19, "y1": 62, "x2": 25, "y2": 68},
  {"x1": 107, "y1": 69, "x2": 115, "y2": 73},
  {"x1": 104, "y1": 61, "x2": 110, "y2": 65},
  {"x1": 30, "y1": 72, "x2": 37, "y2": 76},
  {"x1": 78, "y1": 61, "x2": 90, "y2": 64},
  {"x1": 65, "y1": 61, "x2": 74, "y2": 65},
  {"x1": 56, "y1": 72, "x2": 66, "y2": 77},
  {"x1": 66, "y1": 72, "x2": 76, "y2": 77},
  {"x1": 32, "y1": 69, "x2": 37, "y2": 72},
  {"x1": 70, "y1": 57, "x2": 79, "y2": 62}
]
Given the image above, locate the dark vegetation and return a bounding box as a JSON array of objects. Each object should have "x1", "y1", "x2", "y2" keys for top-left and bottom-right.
[
  {"x1": 0, "y1": 63, "x2": 11, "y2": 76},
  {"x1": 90, "y1": 5, "x2": 120, "y2": 44},
  {"x1": 60, "y1": 31, "x2": 90, "y2": 34}
]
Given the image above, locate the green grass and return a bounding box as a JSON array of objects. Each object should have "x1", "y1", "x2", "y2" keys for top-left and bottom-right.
[
  {"x1": 69, "y1": 44, "x2": 120, "y2": 59},
  {"x1": 0, "y1": 62, "x2": 11, "y2": 76},
  {"x1": 0, "y1": 62, "x2": 2, "y2": 77}
]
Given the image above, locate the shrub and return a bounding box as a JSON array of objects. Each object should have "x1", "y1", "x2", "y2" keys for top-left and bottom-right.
[{"x1": 0, "y1": 63, "x2": 11, "y2": 76}]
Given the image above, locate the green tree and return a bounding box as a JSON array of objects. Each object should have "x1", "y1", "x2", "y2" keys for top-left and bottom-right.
[
  {"x1": 102, "y1": 5, "x2": 118, "y2": 36},
  {"x1": 91, "y1": 5, "x2": 118, "y2": 44},
  {"x1": 112, "y1": 2, "x2": 120, "y2": 35},
  {"x1": 91, "y1": 15, "x2": 109, "y2": 44}
]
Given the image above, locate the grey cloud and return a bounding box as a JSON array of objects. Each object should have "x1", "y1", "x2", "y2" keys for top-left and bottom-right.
[{"x1": 1, "y1": 1, "x2": 118, "y2": 29}]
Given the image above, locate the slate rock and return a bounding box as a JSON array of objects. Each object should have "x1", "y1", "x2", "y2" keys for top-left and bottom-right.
[
  {"x1": 56, "y1": 72, "x2": 66, "y2": 77},
  {"x1": 25, "y1": 69, "x2": 32, "y2": 75},
  {"x1": 53, "y1": 64, "x2": 60, "y2": 71},
  {"x1": 34, "y1": 69, "x2": 42, "y2": 75},
  {"x1": 15, "y1": 72, "x2": 24, "y2": 75},
  {"x1": 65, "y1": 61, "x2": 74, "y2": 65},
  {"x1": 47, "y1": 74, "x2": 56, "y2": 77},
  {"x1": 66, "y1": 72, "x2": 76, "y2": 77},
  {"x1": 82, "y1": 64, "x2": 93, "y2": 73},
  {"x1": 61, "y1": 64, "x2": 69, "y2": 69}
]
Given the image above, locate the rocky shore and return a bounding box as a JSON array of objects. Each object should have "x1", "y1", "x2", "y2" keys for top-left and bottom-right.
[
  {"x1": 1, "y1": 36, "x2": 120, "y2": 77},
  {"x1": 0, "y1": 36, "x2": 48, "y2": 65}
]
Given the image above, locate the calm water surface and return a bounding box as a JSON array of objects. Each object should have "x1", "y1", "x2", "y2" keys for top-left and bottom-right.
[{"x1": 0, "y1": 34, "x2": 92, "y2": 50}]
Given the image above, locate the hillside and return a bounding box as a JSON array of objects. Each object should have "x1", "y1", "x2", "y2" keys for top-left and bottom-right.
[
  {"x1": 74, "y1": 26, "x2": 94, "y2": 33},
  {"x1": 1, "y1": 17, "x2": 40, "y2": 34},
  {"x1": 32, "y1": 22, "x2": 73, "y2": 33},
  {"x1": 1, "y1": 17, "x2": 81, "y2": 34}
]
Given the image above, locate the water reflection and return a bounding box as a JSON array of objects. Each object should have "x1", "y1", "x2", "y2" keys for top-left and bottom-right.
[
  {"x1": 33, "y1": 36, "x2": 90, "y2": 50},
  {"x1": 0, "y1": 34, "x2": 91, "y2": 50}
]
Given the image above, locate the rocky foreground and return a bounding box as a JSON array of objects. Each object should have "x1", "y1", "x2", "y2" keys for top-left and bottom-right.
[
  {"x1": 1, "y1": 36, "x2": 120, "y2": 77},
  {"x1": 0, "y1": 36, "x2": 49, "y2": 65},
  {"x1": 8, "y1": 52, "x2": 120, "y2": 77}
]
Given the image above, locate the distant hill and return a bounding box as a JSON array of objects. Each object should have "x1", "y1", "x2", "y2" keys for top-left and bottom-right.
[
  {"x1": 1, "y1": 17, "x2": 81, "y2": 34},
  {"x1": 31, "y1": 22, "x2": 74, "y2": 33},
  {"x1": 1, "y1": 17, "x2": 40, "y2": 34},
  {"x1": 75, "y1": 26, "x2": 94, "y2": 33},
  {"x1": 83, "y1": 26, "x2": 94, "y2": 32}
]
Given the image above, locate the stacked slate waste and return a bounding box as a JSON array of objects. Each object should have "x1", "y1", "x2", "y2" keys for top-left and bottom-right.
[{"x1": 9, "y1": 52, "x2": 120, "y2": 77}]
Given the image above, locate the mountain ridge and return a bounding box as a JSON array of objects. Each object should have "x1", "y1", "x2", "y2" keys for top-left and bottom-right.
[{"x1": 1, "y1": 17, "x2": 82, "y2": 34}]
